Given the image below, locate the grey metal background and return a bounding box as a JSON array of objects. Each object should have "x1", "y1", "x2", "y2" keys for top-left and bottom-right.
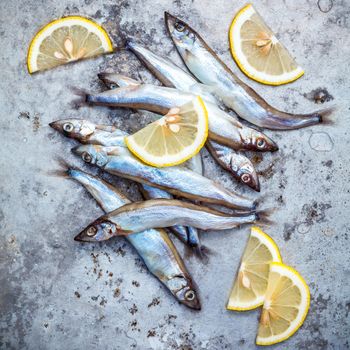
[{"x1": 0, "y1": 0, "x2": 349, "y2": 349}]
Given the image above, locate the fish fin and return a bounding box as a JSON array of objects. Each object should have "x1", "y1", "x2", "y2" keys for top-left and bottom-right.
[
  {"x1": 106, "y1": 148, "x2": 122, "y2": 156},
  {"x1": 95, "y1": 124, "x2": 117, "y2": 132},
  {"x1": 117, "y1": 229, "x2": 134, "y2": 236},
  {"x1": 256, "y1": 208, "x2": 275, "y2": 226}
]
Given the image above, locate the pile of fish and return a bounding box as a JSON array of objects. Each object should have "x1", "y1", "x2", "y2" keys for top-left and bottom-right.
[{"x1": 50, "y1": 13, "x2": 332, "y2": 310}]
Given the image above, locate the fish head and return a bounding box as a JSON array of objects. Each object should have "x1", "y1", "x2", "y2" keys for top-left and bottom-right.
[
  {"x1": 74, "y1": 219, "x2": 117, "y2": 242},
  {"x1": 98, "y1": 72, "x2": 140, "y2": 89},
  {"x1": 165, "y1": 12, "x2": 196, "y2": 54},
  {"x1": 72, "y1": 144, "x2": 109, "y2": 167},
  {"x1": 235, "y1": 157, "x2": 260, "y2": 192},
  {"x1": 50, "y1": 119, "x2": 96, "y2": 142},
  {"x1": 167, "y1": 275, "x2": 201, "y2": 310},
  {"x1": 241, "y1": 128, "x2": 279, "y2": 152}
]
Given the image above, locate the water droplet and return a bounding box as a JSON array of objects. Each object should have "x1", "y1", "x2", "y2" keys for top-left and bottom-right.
[
  {"x1": 297, "y1": 222, "x2": 310, "y2": 234},
  {"x1": 308, "y1": 132, "x2": 334, "y2": 152},
  {"x1": 318, "y1": 0, "x2": 333, "y2": 13},
  {"x1": 23, "y1": 137, "x2": 27, "y2": 143}
]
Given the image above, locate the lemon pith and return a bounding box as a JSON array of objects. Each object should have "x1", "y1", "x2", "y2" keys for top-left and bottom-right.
[
  {"x1": 229, "y1": 3, "x2": 304, "y2": 85},
  {"x1": 227, "y1": 227, "x2": 282, "y2": 311},
  {"x1": 256, "y1": 262, "x2": 310, "y2": 345},
  {"x1": 125, "y1": 96, "x2": 208, "y2": 167},
  {"x1": 27, "y1": 16, "x2": 113, "y2": 73}
]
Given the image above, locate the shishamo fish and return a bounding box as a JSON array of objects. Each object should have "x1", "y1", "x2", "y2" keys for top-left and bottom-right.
[
  {"x1": 165, "y1": 12, "x2": 333, "y2": 130},
  {"x1": 140, "y1": 184, "x2": 201, "y2": 249},
  {"x1": 66, "y1": 168, "x2": 201, "y2": 309},
  {"x1": 72, "y1": 144, "x2": 257, "y2": 210},
  {"x1": 206, "y1": 140, "x2": 260, "y2": 192},
  {"x1": 50, "y1": 118, "x2": 201, "y2": 249},
  {"x1": 86, "y1": 84, "x2": 278, "y2": 152},
  {"x1": 75, "y1": 198, "x2": 270, "y2": 240}
]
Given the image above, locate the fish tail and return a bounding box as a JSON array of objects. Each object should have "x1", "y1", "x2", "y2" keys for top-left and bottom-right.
[
  {"x1": 289, "y1": 105, "x2": 336, "y2": 123},
  {"x1": 316, "y1": 106, "x2": 336, "y2": 125},
  {"x1": 47, "y1": 157, "x2": 82, "y2": 179},
  {"x1": 255, "y1": 208, "x2": 275, "y2": 226},
  {"x1": 47, "y1": 157, "x2": 71, "y2": 178},
  {"x1": 195, "y1": 244, "x2": 212, "y2": 262},
  {"x1": 47, "y1": 168, "x2": 70, "y2": 179},
  {"x1": 69, "y1": 86, "x2": 90, "y2": 109}
]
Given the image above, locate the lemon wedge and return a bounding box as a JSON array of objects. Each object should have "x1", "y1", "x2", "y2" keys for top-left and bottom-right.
[
  {"x1": 229, "y1": 4, "x2": 304, "y2": 85},
  {"x1": 125, "y1": 97, "x2": 208, "y2": 167},
  {"x1": 256, "y1": 262, "x2": 310, "y2": 345},
  {"x1": 27, "y1": 16, "x2": 113, "y2": 73},
  {"x1": 227, "y1": 227, "x2": 282, "y2": 311}
]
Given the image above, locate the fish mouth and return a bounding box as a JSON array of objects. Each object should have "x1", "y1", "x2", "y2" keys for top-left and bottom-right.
[
  {"x1": 270, "y1": 140, "x2": 279, "y2": 152},
  {"x1": 125, "y1": 38, "x2": 135, "y2": 51},
  {"x1": 182, "y1": 298, "x2": 201, "y2": 310},
  {"x1": 71, "y1": 145, "x2": 81, "y2": 156},
  {"x1": 74, "y1": 229, "x2": 95, "y2": 242},
  {"x1": 97, "y1": 72, "x2": 116, "y2": 88},
  {"x1": 164, "y1": 11, "x2": 176, "y2": 33},
  {"x1": 248, "y1": 176, "x2": 260, "y2": 192},
  {"x1": 97, "y1": 72, "x2": 109, "y2": 82},
  {"x1": 49, "y1": 120, "x2": 63, "y2": 132}
]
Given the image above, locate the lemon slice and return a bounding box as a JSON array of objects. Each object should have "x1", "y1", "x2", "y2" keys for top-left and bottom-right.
[
  {"x1": 27, "y1": 16, "x2": 113, "y2": 73},
  {"x1": 229, "y1": 4, "x2": 304, "y2": 85},
  {"x1": 227, "y1": 227, "x2": 282, "y2": 311},
  {"x1": 256, "y1": 262, "x2": 310, "y2": 345},
  {"x1": 125, "y1": 97, "x2": 208, "y2": 167}
]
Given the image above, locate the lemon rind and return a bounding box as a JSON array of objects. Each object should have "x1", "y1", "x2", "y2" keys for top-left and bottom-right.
[
  {"x1": 27, "y1": 16, "x2": 113, "y2": 73},
  {"x1": 226, "y1": 227, "x2": 282, "y2": 311},
  {"x1": 250, "y1": 226, "x2": 282, "y2": 262},
  {"x1": 229, "y1": 4, "x2": 304, "y2": 86},
  {"x1": 256, "y1": 262, "x2": 310, "y2": 346},
  {"x1": 125, "y1": 96, "x2": 209, "y2": 168}
]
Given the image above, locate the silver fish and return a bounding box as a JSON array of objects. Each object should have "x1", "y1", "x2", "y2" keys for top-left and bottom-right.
[
  {"x1": 86, "y1": 84, "x2": 278, "y2": 152},
  {"x1": 206, "y1": 140, "x2": 260, "y2": 192},
  {"x1": 67, "y1": 168, "x2": 200, "y2": 309},
  {"x1": 50, "y1": 118, "x2": 197, "y2": 248},
  {"x1": 140, "y1": 183, "x2": 200, "y2": 248},
  {"x1": 186, "y1": 152, "x2": 203, "y2": 176},
  {"x1": 72, "y1": 144, "x2": 256, "y2": 210},
  {"x1": 99, "y1": 70, "x2": 217, "y2": 106},
  {"x1": 75, "y1": 199, "x2": 268, "y2": 239},
  {"x1": 165, "y1": 12, "x2": 333, "y2": 130}
]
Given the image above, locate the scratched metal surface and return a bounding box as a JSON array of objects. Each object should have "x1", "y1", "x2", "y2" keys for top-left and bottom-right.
[{"x1": 0, "y1": 0, "x2": 349, "y2": 349}]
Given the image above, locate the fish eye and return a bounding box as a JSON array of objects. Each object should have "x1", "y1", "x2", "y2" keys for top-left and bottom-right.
[
  {"x1": 257, "y1": 138, "x2": 266, "y2": 148},
  {"x1": 86, "y1": 226, "x2": 97, "y2": 237},
  {"x1": 175, "y1": 21, "x2": 185, "y2": 32},
  {"x1": 185, "y1": 290, "x2": 196, "y2": 301},
  {"x1": 82, "y1": 152, "x2": 92, "y2": 163},
  {"x1": 241, "y1": 174, "x2": 251, "y2": 183},
  {"x1": 109, "y1": 83, "x2": 118, "y2": 89},
  {"x1": 63, "y1": 122, "x2": 74, "y2": 132}
]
